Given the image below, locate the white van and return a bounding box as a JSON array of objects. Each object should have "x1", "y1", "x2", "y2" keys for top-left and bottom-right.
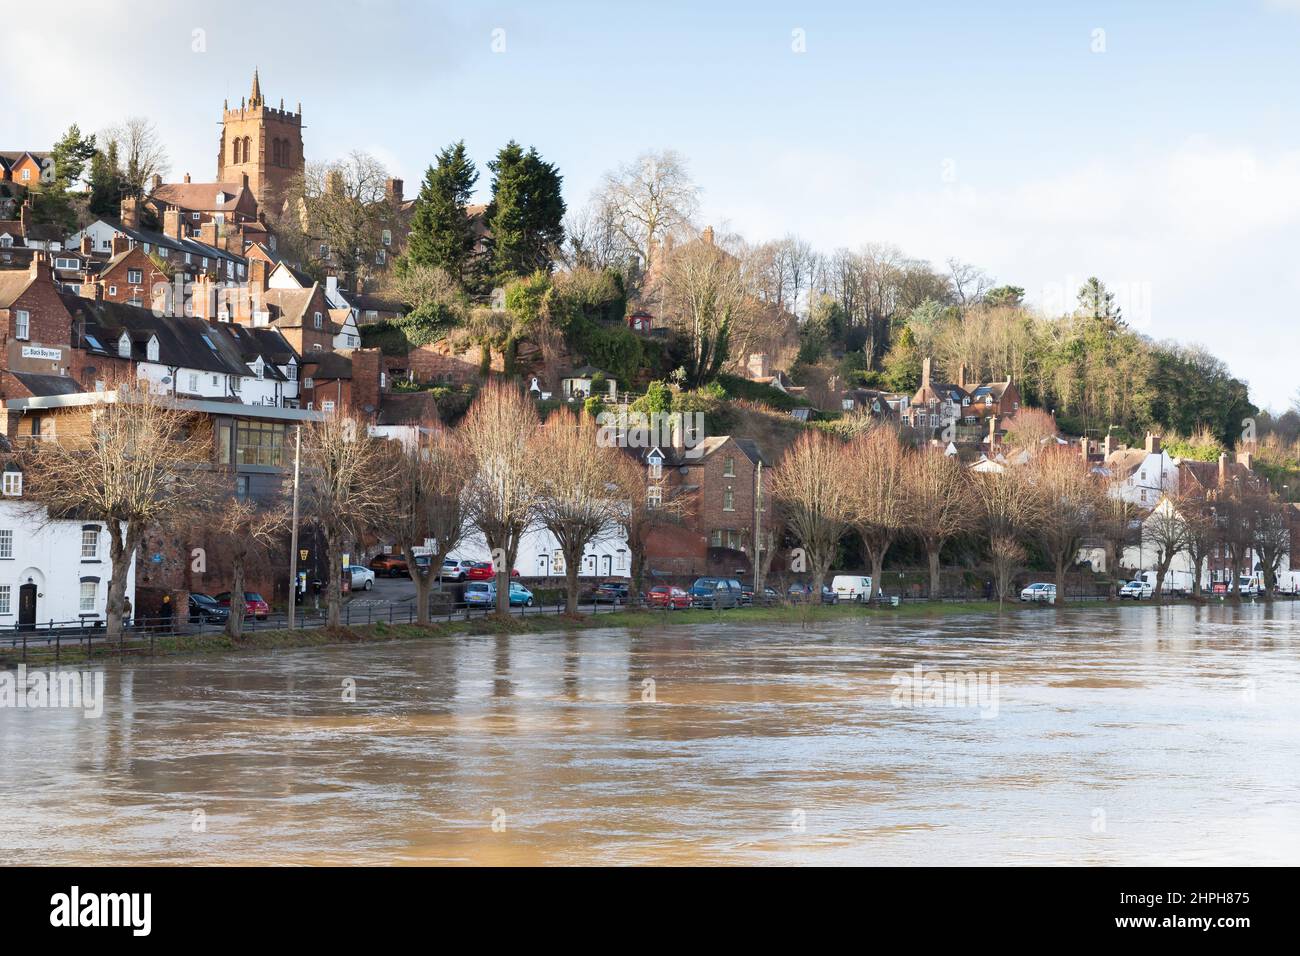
[{"x1": 832, "y1": 575, "x2": 873, "y2": 603}]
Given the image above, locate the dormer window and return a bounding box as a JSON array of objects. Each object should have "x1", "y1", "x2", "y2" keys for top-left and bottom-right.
[
  {"x1": 118, "y1": 333, "x2": 131, "y2": 358},
  {"x1": 287, "y1": 363, "x2": 297, "y2": 382},
  {"x1": 254, "y1": 361, "x2": 264, "y2": 381},
  {"x1": 2, "y1": 468, "x2": 23, "y2": 497},
  {"x1": 215, "y1": 192, "x2": 227, "y2": 205},
  {"x1": 648, "y1": 455, "x2": 663, "y2": 480},
  {"x1": 146, "y1": 337, "x2": 159, "y2": 362}
]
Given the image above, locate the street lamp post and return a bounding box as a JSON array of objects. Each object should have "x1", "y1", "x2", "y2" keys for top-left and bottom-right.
[{"x1": 287, "y1": 424, "x2": 302, "y2": 629}]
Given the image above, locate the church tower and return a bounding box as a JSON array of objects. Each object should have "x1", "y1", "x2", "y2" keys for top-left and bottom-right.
[{"x1": 217, "y1": 69, "x2": 304, "y2": 207}]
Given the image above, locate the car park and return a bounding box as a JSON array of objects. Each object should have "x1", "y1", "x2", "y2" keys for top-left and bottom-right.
[{"x1": 1019, "y1": 582, "x2": 1056, "y2": 603}]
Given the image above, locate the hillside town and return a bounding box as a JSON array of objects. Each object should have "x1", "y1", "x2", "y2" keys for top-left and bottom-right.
[{"x1": 3, "y1": 69, "x2": 1300, "y2": 640}]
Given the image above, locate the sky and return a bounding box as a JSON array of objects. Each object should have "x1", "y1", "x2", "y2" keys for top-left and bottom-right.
[{"x1": 7, "y1": 0, "x2": 1300, "y2": 410}]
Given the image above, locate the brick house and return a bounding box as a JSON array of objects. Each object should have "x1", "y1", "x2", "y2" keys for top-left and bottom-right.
[{"x1": 0, "y1": 255, "x2": 78, "y2": 389}]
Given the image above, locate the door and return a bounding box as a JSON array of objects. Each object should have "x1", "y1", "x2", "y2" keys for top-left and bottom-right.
[
  {"x1": 18, "y1": 582, "x2": 37, "y2": 631},
  {"x1": 601, "y1": 555, "x2": 612, "y2": 577},
  {"x1": 537, "y1": 554, "x2": 550, "y2": 577}
]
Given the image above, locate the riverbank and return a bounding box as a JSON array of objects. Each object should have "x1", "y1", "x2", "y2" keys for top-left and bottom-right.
[{"x1": 4, "y1": 595, "x2": 1238, "y2": 668}]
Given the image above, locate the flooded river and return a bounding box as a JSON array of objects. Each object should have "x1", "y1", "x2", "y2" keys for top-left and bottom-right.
[{"x1": 2, "y1": 603, "x2": 1298, "y2": 865}]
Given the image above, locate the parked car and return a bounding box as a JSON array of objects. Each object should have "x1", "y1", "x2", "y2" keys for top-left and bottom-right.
[
  {"x1": 440, "y1": 558, "x2": 473, "y2": 581},
  {"x1": 688, "y1": 577, "x2": 743, "y2": 608},
  {"x1": 788, "y1": 582, "x2": 839, "y2": 605},
  {"x1": 831, "y1": 574, "x2": 874, "y2": 603},
  {"x1": 592, "y1": 582, "x2": 630, "y2": 605},
  {"x1": 347, "y1": 565, "x2": 375, "y2": 591},
  {"x1": 188, "y1": 592, "x2": 229, "y2": 624},
  {"x1": 1019, "y1": 583, "x2": 1056, "y2": 603},
  {"x1": 215, "y1": 591, "x2": 270, "y2": 620},
  {"x1": 739, "y1": 583, "x2": 781, "y2": 606},
  {"x1": 466, "y1": 562, "x2": 521, "y2": 581},
  {"x1": 369, "y1": 553, "x2": 409, "y2": 577},
  {"x1": 464, "y1": 581, "x2": 535, "y2": 607},
  {"x1": 647, "y1": 586, "x2": 692, "y2": 610},
  {"x1": 1119, "y1": 579, "x2": 1154, "y2": 600}
]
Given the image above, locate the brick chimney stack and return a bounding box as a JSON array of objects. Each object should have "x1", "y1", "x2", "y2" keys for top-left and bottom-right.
[
  {"x1": 163, "y1": 207, "x2": 185, "y2": 241},
  {"x1": 110, "y1": 233, "x2": 131, "y2": 256},
  {"x1": 957, "y1": 363, "x2": 968, "y2": 389},
  {"x1": 248, "y1": 257, "x2": 268, "y2": 295},
  {"x1": 921, "y1": 357, "x2": 932, "y2": 388},
  {"x1": 183, "y1": 172, "x2": 192, "y2": 184},
  {"x1": 988, "y1": 414, "x2": 998, "y2": 445},
  {"x1": 28, "y1": 251, "x2": 50, "y2": 282},
  {"x1": 350, "y1": 348, "x2": 383, "y2": 417},
  {"x1": 1218, "y1": 452, "x2": 1229, "y2": 488},
  {"x1": 19, "y1": 200, "x2": 32, "y2": 234},
  {"x1": 150, "y1": 173, "x2": 162, "y2": 193},
  {"x1": 385, "y1": 177, "x2": 403, "y2": 204},
  {"x1": 1145, "y1": 432, "x2": 1161, "y2": 455},
  {"x1": 748, "y1": 353, "x2": 769, "y2": 379},
  {"x1": 702, "y1": 225, "x2": 715, "y2": 246},
  {"x1": 199, "y1": 220, "x2": 220, "y2": 247},
  {"x1": 80, "y1": 234, "x2": 93, "y2": 256},
  {"x1": 120, "y1": 197, "x2": 140, "y2": 229}
]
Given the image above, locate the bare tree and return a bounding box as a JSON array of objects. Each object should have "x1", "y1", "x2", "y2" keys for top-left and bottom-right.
[
  {"x1": 298, "y1": 414, "x2": 395, "y2": 628},
  {"x1": 971, "y1": 467, "x2": 1041, "y2": 605},
  {"x1": 1143, "y1": 498, "x2": 1189, "y2": 603},
  {"x1": 904, "y1": 448, "x2": 976, "y2": 599},
  {"x1": 18, "y1": 386, "x2": 211, "y2": 642},
  {"x1": 1024, "y1": 446, "x2": 1105, "y2": 604},
  {"x1": 533, "y1": 410, "x2": 623, "y2": 613},
  {"x1": 461, "y1": 381, "x2": 540, "y2": 615},
  {"x1": 103, "y1": 117, "x2": 170, "y2": 198},
  {"x1": 769, "y1": 432, "x2": 851, "y2": 598},
  {"x1": 1214, "y1": 480, "x2": 1265, "y2": 600},
  {"x1": 843, "y1": 426, "x2": 910, "y2": 599},
  {"x1": 377, "y1": 427, "x2": 473, "y2": 625},
  {"x1": 1253, "y1": 495, "x2": 1291, "y2": 599},
  {"x1": 1097, "y1": 483, "x2": 1144, "y2": 598},
  {"x1": 281, "y1": 151, "x2": 392, "y2": 284},
  {"x1": 562, "y1": 196, "x2": 635, "y2": 274},
  {"x1": 1181, "y1": 495, "x2": 1216, "y2": 598},
  {"x1": 1000, "y1": 407, "x2": 1059, "y2": 452},
  {"x1": 209, "y1": 488, "x2": 290, "y2": 640},
  {"x1": 599, "y1": 149, "x2": 699, "y2": 279},
  {"x1": 660, "y1": 234, "x2": 749, "y2": 387}
]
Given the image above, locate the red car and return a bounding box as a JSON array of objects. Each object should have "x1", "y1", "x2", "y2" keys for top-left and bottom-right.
[
  {"x1": 647, "y1": 586, "x2": 691, "y2": 610},
  {"x1": 465, "y1": 562, "x2": 521, "y2": 581},
  {"x1": 215, "y1": 591, "x2": 270, "y2": 620}
]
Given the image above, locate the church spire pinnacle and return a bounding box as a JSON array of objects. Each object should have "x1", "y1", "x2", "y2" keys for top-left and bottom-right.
[{"x1": 250, "y1": 67, "x2": 263, "y2": 107}]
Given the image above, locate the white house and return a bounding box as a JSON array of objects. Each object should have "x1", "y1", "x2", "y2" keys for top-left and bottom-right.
[
  {"x1": 455, "y1": 522, "x2": 631, "y2": 580},
  {"x1": 0, "y1": 487, "x2": 136, "y2": 630},
  {"x1": 1104, "y1": 434, "x2": 1180, "y2": 506},
  {"x1": 561, "y1": 366, "x2": 617, "y2": 402}
]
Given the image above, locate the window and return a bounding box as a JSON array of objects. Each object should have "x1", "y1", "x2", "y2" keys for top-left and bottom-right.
[
  {"x1": 81, "y1": 528, "x2": 99, "y2": 559},
  {"x1": 14, "y1": 309, "x2": 29, "y2": 340},
  {"x1": 649, "y1": 458, "x2": 662, "y2": 480},
  {"x1": 254, "y1": 362, "x2": 264, "y2": 381},
  {"x1": 0, "y1": 529, "x2": 12, "y2": 557},
  {"x1": 158, "y1": 246, "x2": 169, "y2": 258},
  {"x1": 319, "y1": 243, "x2": 329, "y2": 259},
  {"x1": 376, "y1": 249, "x2": 386, "y2": 265},
  {"x1": 647, "y1": 485, "x2": 662, "y2": 508},
  {"x1": 0, "y1": 585, "x2": 9, "y2": 615},
  {"x1": 723, "y1": 488, "x2": 735, "y2": 511},
  {"x1": 1, "y1": 472, "x2": 21, "y2": 497},
  {"x1": 80, "y1": 580, "x2": 96, "y2": 612},
  {"x1": 108, "y1": 285, "x2": 117, "y2": 296},
  {"x1": 229, "y1": 375, "x2": 241, "y2": 393},
  {"x1": 382, "y1": 229, "x2": 392, "y2": 247},
  {"x1": 723, "y1": 456, "x2": 735, "y2": 477},
  {"x1": 188, "y1": 373, "x2": 199, "y2": 392},
  {"x1": 184, "y1": 252, "x2": 192, "y2": 264},
  {"x1": 234, "y1": 420, "x2": 285, "y2": 467},
  {"x1": 143, "y1": 243, "x2": 150, "y2": 254},
  {"x1": 118, "y1": 334, "x2": 131, "y2": 358},
  {"x1": 312, "y1": 343, "x2": 322, "y2": 352},
  {"x1": 0, "y1": 235, "x2": 10, "y2": 247},
  {"x1": 313, "y1": 312, "x2": 323, "y2": 329},
  {"x1": 287, "y1": 364, "x2": 297, "y2": 381},
  {"x1": 191, "y1": 212, "x2": 200, "y2": 221},
  {"x1": 322, "y1": 400, "x2": 336, "y2": 413},
  {"x1": 146, "y1": 338, "x2": 159, "y2": 362},
  {"x1": 710, "y1": 529, "x2": 723, "y2": 548},
  {"x1": 21, "y1": 168, "x2": 30, "y2": 181},
  {"x1": 127, "y1": 269, "x2": 143, "y2": 284},
  {"x1": 54, "y1": 257, "x2": 78, "y2": 270}
]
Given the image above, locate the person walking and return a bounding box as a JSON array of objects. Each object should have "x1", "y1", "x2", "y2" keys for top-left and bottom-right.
[{"x1": 159, "y1": 593, "x2": 174, "y2": 632}]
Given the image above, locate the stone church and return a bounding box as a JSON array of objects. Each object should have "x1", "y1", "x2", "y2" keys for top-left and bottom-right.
[{"x1": 216, "y1": 69, "x2": 304, "y2": 207}]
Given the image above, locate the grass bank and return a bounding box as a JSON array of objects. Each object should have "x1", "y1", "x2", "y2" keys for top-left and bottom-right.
[{"x1": 0, "y1": 597, "x2": 1142, "y2": 668}]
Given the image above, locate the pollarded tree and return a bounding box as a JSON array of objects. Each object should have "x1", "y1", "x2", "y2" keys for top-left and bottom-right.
[
  {"x1": 904, "y1": 447, "x2": 976, "y2": 599},
  {"x1": 769, "y1": 432, "x2": 852, "y2": 599},
  {"x1": 19, "y1": 385, "x2": 213, "y2": 642},
  {"x1": 298, "y1": 413, "x2": 396, "y2": 628},
  {"x1": 842, "y1": 425, "x2": 910, "y2": 599},
  {"x1": 209, "y1": 487, "x2": 290, "y2": 640},
  {"x1": 1024, "y1": 446, "x2": 1105, "y2": 604},
  {"x1": 971, "y1": 466, "x2": 1041, "y2": 606},
  {"x1": 461, "y1": 381, "x2": 540, "y2": 614},
  {"x1": 1143, "y1": 497, "x2": 1189, "y2": 604},
  {"x1": 532, "y1": 409, "x2": 623, "y2": 614},
  {"x1": 377, "y1": 426, "x2": 473, "y2": 625}
]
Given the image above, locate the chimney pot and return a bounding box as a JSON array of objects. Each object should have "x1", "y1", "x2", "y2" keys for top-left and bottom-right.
[
  {"x1": 183, "y1": 172, "x2": 191, "y2": 184},
  {"x1": 921, "y1": 357, "x2": 932, "y2": 388}
]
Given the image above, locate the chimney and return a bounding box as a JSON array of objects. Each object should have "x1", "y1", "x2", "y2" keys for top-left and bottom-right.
[
  {"x1": 110, "y1": 233, "x2": 131, "y2": 256},
  {"x1": 28, "y1": 250, "x2": 51, "y2": 282},
  {"x1": 988, "y1": 414, "x2": 998, "y2": 444},
  {"x1": 921, "y1": 357, "x2": 932, "y2": 388},
  {"x1": 1237, "y1": 449, "x2": 1254, "y2": 471},
  {"x1": 90, "y1": 280, "x2": 104, "y2": 302},
  {"x1": 150, "y1": 173, "x2": 162, "y2": 192},
  {"x1": 1103, "y1": 433, "x2": 1114, "y2": 458},
  {"x1": 957, "y1": 363, "x2": 968, "y2": 389},
  {"x1": 385, "y1": 177, "x2": 403, "y2": 204},
  {"x1": 120, "y1": 197, "x2": 140, "y2": 229},
  {"x1": 183, "y1": 172, "x2": 192, "y2": 184},
  {"x1": 248, "y1": 257, "x2": 268, "y2": 295},
  {"x1": 1145, "y1": 432, "x2": 1161, "y2": 455},
  {"x1": 163, "y1": 207, "x2": 185, "y2": 241},
  {"x1": 199, "y1": 220, "x2": 220, "y2": 247},
  {"x1": 19, "y1": 200, "x2": 32, "y2": 233},
  {"x1": 748, "y1": 353, "x2": 769, "y2": 379},
  {"x1": 701, "y1": 225, "x2": 715, "y2": 246},
  {"x1": 350, "y1": 348, "x2": 383, "y2": 417},
  {"x1": 1218, "y1": 452, "x2": 1229, "y2": 488},
  {"x1": 80, "y1": 234, "x2": 93, "y2": 256},
  {"x1": 241, "y1": 172, "x2": 249, "y2": 190}
]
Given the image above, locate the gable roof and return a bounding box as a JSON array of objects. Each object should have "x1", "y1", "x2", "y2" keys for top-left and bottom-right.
[
  {"x1": 0, "y1": 269, "x2": 34, "y2": 308},
  {"x1": 151, "y1": 181, "x2": 253, "y2": 214}
]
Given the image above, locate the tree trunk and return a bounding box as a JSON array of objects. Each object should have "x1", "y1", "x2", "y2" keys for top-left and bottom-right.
[
  {"x1": 225, "y1": 555, "x2": 246, "y2": 640},
  {"x1": 105, "y1": 522, "x2": 141, "y2": 644},
  {"x1": 1054, "y1": 557, "x2": 1068, "y2": 606},
  {"x1": 325, "y1": 528, "x2": 343, "y2": 627},
  {"x1": 564, "y1": 558, "x2": 580, "y2": 615},
  {"x1": 1154, "y1": 564, "x2": 1167, "y2": 606},
  {"x1": 629, "y1": 545, "x2": 646, "y2": 609},
  {"x1": 927, "y1": 549, "x2": 941, "y2": 601}
]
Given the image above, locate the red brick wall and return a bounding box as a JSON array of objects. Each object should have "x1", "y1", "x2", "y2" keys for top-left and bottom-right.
[{"x1": 1, "y1": 258, "x2": 76, "y2": 380}]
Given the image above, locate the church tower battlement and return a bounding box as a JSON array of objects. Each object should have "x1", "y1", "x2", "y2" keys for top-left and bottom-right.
[{"x1": 217, "y1": 68, "x2": 304, "y2": 207}]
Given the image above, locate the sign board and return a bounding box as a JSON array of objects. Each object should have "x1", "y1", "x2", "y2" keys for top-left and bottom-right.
[
  {"x1": 21, "y1": 346, "x2": 62, "y2": 361},
  {"x1": 299, "y1": 549, "x2": 309, "y2": 562}
]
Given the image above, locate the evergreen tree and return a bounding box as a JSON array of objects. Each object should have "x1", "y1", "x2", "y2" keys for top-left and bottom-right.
[
  {"x1": 403, "y1": 140, "x2": 479, "y2": 284},
  {"x1": 88, "y1": 143, "x2": 125, "y2": 219},
  {"x1": 51, "y1": 124, "x2": 97, "y2": 188},
  {"x1": 485, "y1": 141, "x2": 565, "y2": 279}
]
